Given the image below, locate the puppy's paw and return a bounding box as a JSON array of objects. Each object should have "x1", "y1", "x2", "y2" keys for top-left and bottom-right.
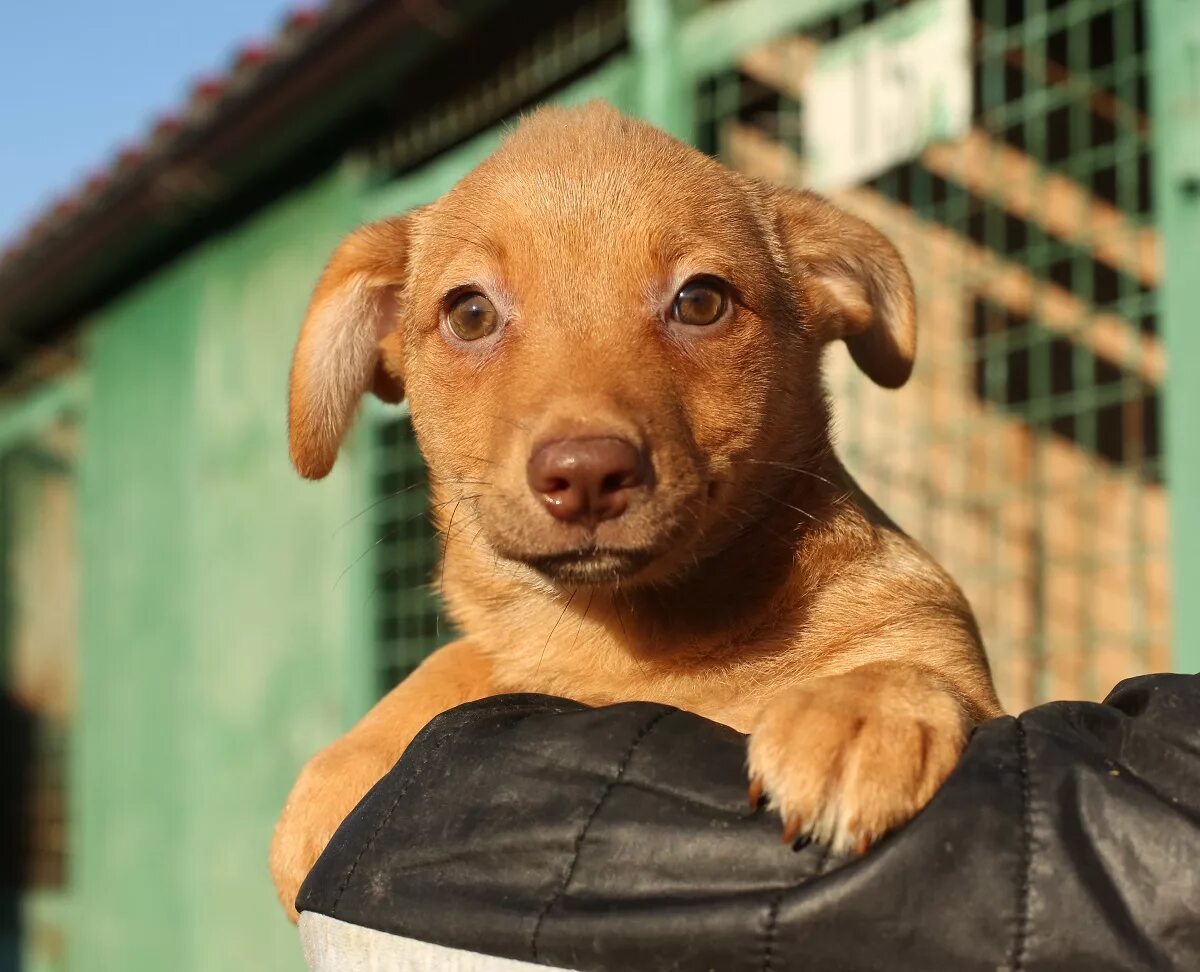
[
  {"x1": 269, "y1": 744, "x2": 390, "y2": 922},
  {"x1": 746, "y1": 665, "x2": 969, "y2": 855}
]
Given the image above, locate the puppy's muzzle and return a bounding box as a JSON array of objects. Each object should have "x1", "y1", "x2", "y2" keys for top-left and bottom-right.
[{"x1": 526, "y1": 436, "x2": 650, "y2": 528}]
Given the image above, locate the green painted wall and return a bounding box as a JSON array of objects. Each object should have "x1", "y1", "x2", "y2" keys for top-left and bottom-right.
[
  {"x1": 73, "y1": 167, "x2": 375, "y2": 972},
  {"x1": 75, "y1": 259, "x2": 197, "y2": 970}
]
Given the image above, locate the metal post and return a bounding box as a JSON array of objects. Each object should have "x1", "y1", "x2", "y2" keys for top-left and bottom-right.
[
  {"x1": 629, "y1": 0, "x2": 698, "y2": 140},
  {"x1": 1149, "y1": 0, "x2": 1200, "y2": 672}
]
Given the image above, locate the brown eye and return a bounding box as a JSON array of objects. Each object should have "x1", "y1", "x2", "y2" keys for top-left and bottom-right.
[
  {"x1": 447, "y1": 292, "x2": 499, "y2": 341},
  {"x1": 672, "y1": 277, "x2": 728, "y2": 326}
]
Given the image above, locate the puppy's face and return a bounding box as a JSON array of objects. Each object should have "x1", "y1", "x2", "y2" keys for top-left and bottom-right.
[
  {"x1": 289, "y1": 104, "x2": 915, "y2": 590},
  {"x1": 397, "y1": 126, "x2": 806, "y2": 586}
]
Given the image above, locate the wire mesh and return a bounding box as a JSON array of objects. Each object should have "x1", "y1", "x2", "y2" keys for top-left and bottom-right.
[
  {"x1": 697, "y1": 0, "x2": 1165, "y2": 710},
  {"x1": 367, "y1": 0, "x2": 628, "y2": 178},
  {"x1": 372, "y1": 415, "x2": 449, "y2": 692}
]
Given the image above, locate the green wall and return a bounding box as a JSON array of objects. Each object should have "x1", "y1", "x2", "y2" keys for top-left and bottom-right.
[{"x1": 73, "y1": 168, "x2": 375, "y2": 971}]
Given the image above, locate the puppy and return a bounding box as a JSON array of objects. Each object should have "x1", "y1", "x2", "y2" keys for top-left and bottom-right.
[{"x1": 271, "y1": 102, "x2": 1002, "y2": 920}]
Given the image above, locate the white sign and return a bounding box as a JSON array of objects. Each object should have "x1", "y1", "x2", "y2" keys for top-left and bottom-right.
[{"x1": 803, "y1": 0, "x2": 972, "y2": 191}]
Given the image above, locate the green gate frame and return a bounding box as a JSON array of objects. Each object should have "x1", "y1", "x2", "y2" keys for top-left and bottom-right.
[{"x1": 1149, "y1": 0, "x2": 1200, "y2": 674}]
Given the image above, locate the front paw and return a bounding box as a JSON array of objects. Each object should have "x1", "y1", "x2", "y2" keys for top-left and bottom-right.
[
  {"x1": 269, "y1": 744, "x2": 390, "y2": 922},
  {"x1": 746, "y1": 666, "x2": 969, "y2": 855}
]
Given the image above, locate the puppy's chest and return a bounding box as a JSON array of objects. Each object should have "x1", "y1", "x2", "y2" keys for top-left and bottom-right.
[{"x1": 488, "y1": 630, "x2": 790, "y2": 734}]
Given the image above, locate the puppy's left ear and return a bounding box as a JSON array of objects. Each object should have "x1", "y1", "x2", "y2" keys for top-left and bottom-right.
[
  {"x1": 771, "y1": 188, "x2": 916, "y2": 388},
  {"x1": 288, "y1": 216, "x2": 411, "y2": 480}
]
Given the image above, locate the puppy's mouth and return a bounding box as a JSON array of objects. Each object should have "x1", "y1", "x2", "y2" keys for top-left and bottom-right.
[{"x1": 522, "y1": 546, "x2": 658, "y2": 584}]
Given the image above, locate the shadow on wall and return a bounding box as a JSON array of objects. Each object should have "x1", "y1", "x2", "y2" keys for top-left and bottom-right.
[{"x1": 0, "y1": 691, "x2": 34, "y2": 972}]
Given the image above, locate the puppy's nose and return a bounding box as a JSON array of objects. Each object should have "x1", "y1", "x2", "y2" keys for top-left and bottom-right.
[{"x1": 526, "y1": 436, "x2": 647, "y2": 525}]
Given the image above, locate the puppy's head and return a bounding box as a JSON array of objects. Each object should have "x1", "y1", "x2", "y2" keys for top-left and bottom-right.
[{"x1": 289, "y1": 103, "x2": 914, "y2": 588}]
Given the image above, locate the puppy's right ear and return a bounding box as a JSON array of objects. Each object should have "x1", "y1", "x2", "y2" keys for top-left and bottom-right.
[
  {"x1": 770, "y1": 188, "x2": 917, "y2": 389},
  {"x1": 288, "y1": 217, "x2": 412, "y2": 479}
]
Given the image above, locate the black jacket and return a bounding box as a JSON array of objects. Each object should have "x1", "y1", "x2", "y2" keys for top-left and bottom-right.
[{"x1": 299, "y1": 674, "x2": 1200, "y2": 971}]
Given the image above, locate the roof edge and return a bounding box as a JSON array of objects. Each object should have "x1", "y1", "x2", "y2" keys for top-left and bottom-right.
[{"x1": 0, "y1": 0, "x2": 507, "y2": 355}]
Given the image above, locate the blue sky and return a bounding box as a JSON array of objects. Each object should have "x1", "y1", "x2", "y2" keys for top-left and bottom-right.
[{"x1": 0, "y1": 0, "x2": 298, "y2": 245}]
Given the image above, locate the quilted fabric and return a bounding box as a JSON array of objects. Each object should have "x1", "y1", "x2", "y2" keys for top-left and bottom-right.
[{"x1": 298, "y1": 674, "x2": 1200, "y2": 971}]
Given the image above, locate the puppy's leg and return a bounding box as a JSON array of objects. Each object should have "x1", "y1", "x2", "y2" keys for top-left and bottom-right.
[
  {"x1": 747, "y1": 660, "x2": 999, "y2": 853},
  {"x1": 269, "y1": 638, "x2": 494, "y2": 921}
]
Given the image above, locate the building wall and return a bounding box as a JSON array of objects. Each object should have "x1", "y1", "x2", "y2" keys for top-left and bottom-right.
[{"x1": 73, "y1": 167, "x2": 374, "y2": 972}]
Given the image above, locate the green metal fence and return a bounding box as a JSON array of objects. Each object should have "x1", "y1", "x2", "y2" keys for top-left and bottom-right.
[{"x1": 692, "y1": 0, "x2": 1166, "y2": 710}]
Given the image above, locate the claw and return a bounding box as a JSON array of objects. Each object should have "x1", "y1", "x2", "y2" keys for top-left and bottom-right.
[
  {"x1": 748, "y1": 777, "x2": 764, "y2": 810},
  {"x1": 845, "y1": 818, "x2": 872, "y2": 857},
  {"x1": 781, "y1": 816, "x2": 803, "y2": 845}
]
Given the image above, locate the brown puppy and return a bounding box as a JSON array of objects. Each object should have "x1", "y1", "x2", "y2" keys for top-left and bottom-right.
[{"x1": 271, "y1": 102, "x2": 1002, "y2": 920}]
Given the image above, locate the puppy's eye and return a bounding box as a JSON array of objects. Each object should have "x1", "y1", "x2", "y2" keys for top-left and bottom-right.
[
  {"x1": 447, "y1": 292, "x2": 499, "y2": 341},
  {"x1": 671, "y1": 277, "x2": 728, "y2": 326}
]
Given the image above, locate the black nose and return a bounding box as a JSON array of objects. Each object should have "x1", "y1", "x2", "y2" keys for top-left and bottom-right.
[{"x1": 526, "y1": 436, "x2": 648, "y2": 526}]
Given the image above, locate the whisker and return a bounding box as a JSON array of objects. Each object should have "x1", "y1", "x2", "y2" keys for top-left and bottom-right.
[
  {"x1": 490, "y1": 534, "x2": 501, "y2": 582},
  {"x1": 572, "y1": 587, "x2": 597, "y2": 650},
  {"x1": 612, "y1": 587, "x2": 630, "y2": 641},
  {"x1": 467, "y1": 519, "x2": 489, "y2": 552},
  {"x1": 436, "y1": 494, "x2": 473, "y2": 638},
  {"x1": 538, "y1": 587, "x2": 578, "y2": 678},
  {"x1": 699, "y1": 483, "x2": 800, "y2": 550},
  {"x1": 333, "y1": 531, "x2": 398, "y2": 590},
  {"x1": 336, "y1": 478, "x2": 492, "y2": 533},
  {"x1": 719, "y1": 500, "x2": 798, "y2": 549},
  {"x1": 611, "y1": 587, "x2": 651, "y2": 679},
  {"x1": 442, "y1": 509, "x2": 485, "y2": 547},
  {"x1": 335, "y1": 479, "x2": 426, "y2": 532},
  {"x1": 333, "y1": 494, "x2": 478, "y2": 589},
  {"x1": 741, "y1": 483, "x2": 820, "y2": 524},
  {"x1": 729, "y1": 458, "x2": 841, "y2": 490},
  {"x1": 426, "y1": 493, "x2": 484, "y2": 527}
]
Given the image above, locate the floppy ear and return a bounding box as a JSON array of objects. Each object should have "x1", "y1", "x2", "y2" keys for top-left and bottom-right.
[
  {"x1": 772, "y1": 189, "x2": 916, "y2": 388},
  {"x1": 288, "y1": 217, "x2": 411, "y2": 479}
]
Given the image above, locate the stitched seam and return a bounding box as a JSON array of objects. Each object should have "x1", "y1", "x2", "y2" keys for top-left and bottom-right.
[
  {"x1": 1010, "y1": 718, "x2": 1033, "y2": 972},
  {"x1": 760, "y1": 888, "x2": 786, "y2": 972},
  {"x1": 757, "y1": 822, "x2": 838, "y2": 969},
  {"x1": 529, "y1": 708, "x2": 671, "y2": 962},
  {"x1": 330, "y1": 705, "x2": 540, "y2": 912}
]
